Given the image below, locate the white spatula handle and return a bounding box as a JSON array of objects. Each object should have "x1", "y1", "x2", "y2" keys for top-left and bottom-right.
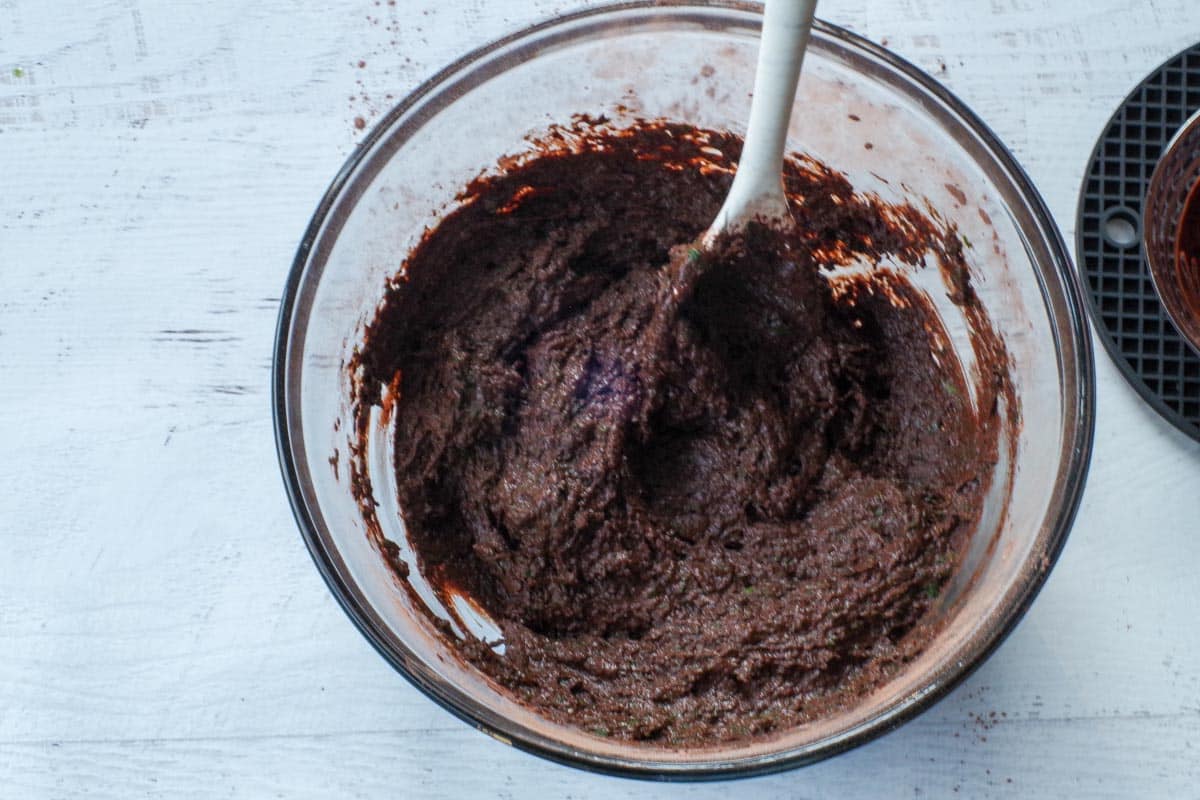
[{"x1": 708, "y1": 0, "x2": 817, "y2": 236}]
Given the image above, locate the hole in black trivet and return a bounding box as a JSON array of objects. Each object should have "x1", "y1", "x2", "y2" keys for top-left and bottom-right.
[{"x1": 1102, "y1": 207, "x2": 1140, "y2": 248}]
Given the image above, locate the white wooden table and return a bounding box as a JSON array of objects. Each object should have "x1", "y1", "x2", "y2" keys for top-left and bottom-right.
[{"x1": 3, "y1": 1, "x2": 1200, "y2": 796}]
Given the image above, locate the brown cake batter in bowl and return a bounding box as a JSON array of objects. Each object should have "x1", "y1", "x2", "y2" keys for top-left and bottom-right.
[
  {"x1": 350, "y1": 121, "x2": 1013, "y2": 745},
  {"x1": 275, "y1": 5, "x2": 1093, "y2": 778}
]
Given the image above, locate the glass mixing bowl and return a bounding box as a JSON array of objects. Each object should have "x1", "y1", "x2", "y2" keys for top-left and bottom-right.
[
  {"x1": 274, "y1": 1, "x2": 1094, "y2": 779},
  {"x1": 1144, "y1": 109, "x2": 1200, "y2": 354}
]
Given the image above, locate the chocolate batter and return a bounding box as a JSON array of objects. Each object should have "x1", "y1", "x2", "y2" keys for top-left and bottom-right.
[
  {"x1": 1176, "y1": 178, "x2": 1200, "y2": 317},
  {"x1": 351, "y1": 120, "x2": 1011, "y2": 745}
]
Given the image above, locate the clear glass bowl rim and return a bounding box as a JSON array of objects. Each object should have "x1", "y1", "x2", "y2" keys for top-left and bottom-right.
[{"x1": 273, "y1": 0, "x2": 1096, "y2": 780}]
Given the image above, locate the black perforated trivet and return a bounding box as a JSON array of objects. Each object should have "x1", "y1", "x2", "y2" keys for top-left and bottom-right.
[{"x1": 1077, "y1": 42, "x2": 1200, "y2": 441}]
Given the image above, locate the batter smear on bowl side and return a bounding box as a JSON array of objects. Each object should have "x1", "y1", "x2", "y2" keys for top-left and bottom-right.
[{"x1": 350, "y1": 119, "x2": 1014, "y2": 745}]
